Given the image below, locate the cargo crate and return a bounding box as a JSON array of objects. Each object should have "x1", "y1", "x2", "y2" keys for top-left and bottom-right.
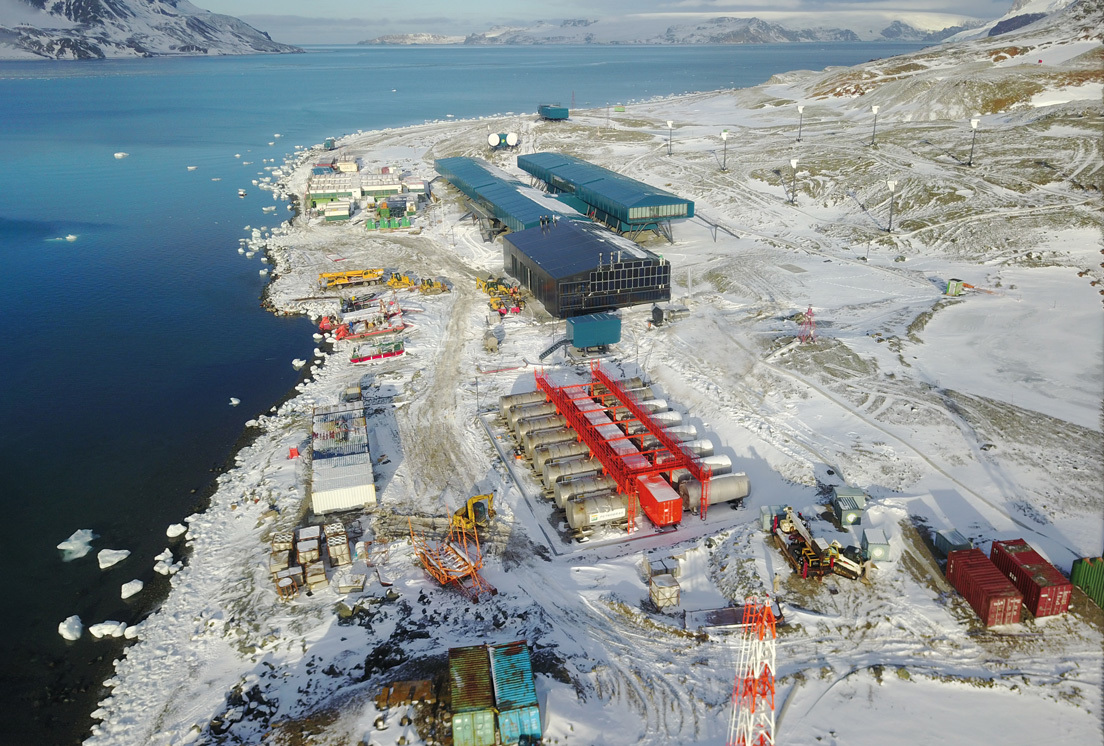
[
  {"x1": 990, "y1": 539, "x2": 1072, "y2": 617},
  {"x1": 947, "y1": 549, "x2": 1023, "y2": 627},
  {"x1": 1071, "y1": 557, "x2": 1104, "y2": 609}
]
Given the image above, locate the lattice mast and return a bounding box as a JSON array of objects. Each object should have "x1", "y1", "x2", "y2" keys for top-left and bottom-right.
[
  {"x1": 727, "y1": 598, "x2": 778, "y2": 746},
  {"x1": 799, "y1": 307, "x2": 816, "y2": 344}
]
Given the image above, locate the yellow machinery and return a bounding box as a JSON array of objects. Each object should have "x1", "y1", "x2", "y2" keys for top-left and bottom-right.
[
  {"x1": 386, "y1": 272, "x2": 417, "y2": 290},
  {"x1": 418, "y1": 278, "x2": 450, "y2": 295},
  {"x1": 318, "y1": 268, "x2": 386, "y2": 289},
  {"x1": 476, "y1": 276, "x2": 515, "y2": 296},
  {"x1": 450, "y1": 494, "x2": 496, "y2": 533}
]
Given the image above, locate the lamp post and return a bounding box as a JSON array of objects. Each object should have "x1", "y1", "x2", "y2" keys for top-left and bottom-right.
[
  {"x1": 666, "y1": 120, "x2": 674, "y2": 155},
  {"x1": 797, "y1": 105, "x2": 805, "y2": 142},
  {"x1": 968, "y1": 118, "x2": 979, "y2": 167},
  {"x1": 886, "y1": 179, "x2": 898, "y2": 232},
  {"x1": 789, "y1": 158, "x2": 799, "y2": 205},
  {"x1": 720, "y1": 130, "x2": 729, "y2": 171},
  {"x1": 870, "y1": 105, "x2": 880, "y2": 145}
]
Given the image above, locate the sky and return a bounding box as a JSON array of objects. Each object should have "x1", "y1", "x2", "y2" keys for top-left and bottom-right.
[{"x1": 197, "y1": 0, "x2": 1017, "y2": 44}]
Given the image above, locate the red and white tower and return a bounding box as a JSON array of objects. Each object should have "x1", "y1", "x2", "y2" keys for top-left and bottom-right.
[
  {"x1": 799, "y1": 306, "x2": 816, "y2": 344},
  {"x1": 727, "y1": 598, "x2": 778, "y2": 746}
]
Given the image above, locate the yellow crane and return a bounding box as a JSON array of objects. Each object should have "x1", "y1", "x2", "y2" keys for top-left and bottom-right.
[
  {"x1": 450, "y1": 493, "x2": 496, "y2": 533},
  {"x1": 318, "y1": 268, "x2": 386, "y2": 289}
]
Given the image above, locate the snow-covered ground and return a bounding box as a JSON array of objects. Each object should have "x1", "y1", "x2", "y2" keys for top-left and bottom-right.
[{"x1": 82, "y1": 5, "x2": 1102, "y2": 746}]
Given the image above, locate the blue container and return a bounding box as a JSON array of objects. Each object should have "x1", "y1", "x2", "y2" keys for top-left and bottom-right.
[
  {"x1": 538, "y1": 104, "x2": 569, "y2": 120},
  {"x1": 831, "y1": 494, "x2": 863, "y2": 525},
  {"x1": 567, "y1": 312, "x2": 621, "y2": 349},
  {"x1": 452, "y1": 710, "x2": 496, "y2": 746},
  {"x1": 498, "y1": 705, "x2": 542, "y2": 745},
  {"x1": 933, "y1": 528, "x2": 972, "y2": 557}
]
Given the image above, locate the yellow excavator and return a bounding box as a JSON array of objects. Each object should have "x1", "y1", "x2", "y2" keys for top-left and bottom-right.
[
  {"x1": 450, "y1": 494, "x2": 496, "y2": 533},
  {"x1": 418, "y1": 277, "x2": 450, "y2": 295},
  {"x1": 476, "y1": 276, "x2": 515, "y2": 296}
]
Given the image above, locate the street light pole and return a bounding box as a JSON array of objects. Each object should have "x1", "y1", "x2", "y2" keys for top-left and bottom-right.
[
  {"x1": 720, "y1": 130, "x2": 729, "y2": 171},
  {"x1": 797, "y1": 105, "x2": 805, "y2": 142},
  {"x1": 886, "y1": 180, "x2": 898, "y2": 232},
  {"x1": 870, "y1": 105, "x2": 880, "y2": 145},
  {"x1": 968, "y1": 118, "x2": 979, "y2": 166},
  {"x1": 666, "y1": 120, "x2": 673, "y2": 155},
  {"x1": 789, "y1": 158, "x2": 799, "y2": 205}
]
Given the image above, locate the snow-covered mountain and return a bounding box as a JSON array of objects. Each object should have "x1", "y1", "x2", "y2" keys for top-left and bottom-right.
[
  {"x1": 360, "y1": 15, "x2": 981, "y2": 46},
  {"x1": 945, "y1": 0, "x2": 1078, "y2": 41},
  {"x1": 0, "y1": 0, "x2": 301, "y2": 59}
]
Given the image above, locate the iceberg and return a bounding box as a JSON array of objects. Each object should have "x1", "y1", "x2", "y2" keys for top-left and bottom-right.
[
  {"x1": 58, "y1": 615, "x2": 83, "y2": 641},
  {"x1": 166, "y1": 523, "x2": 187, "y2": 539},
  {"x1": 88, "y1": 621, "x2": 127, "y2": 639},
  {"x1": 113, "y1": 152, "x2": 129, "y2": 159},
  {"x1": 97, "y1": 549, "x2": 131, "y2": 569},
  {"x1": 57, "y1": 529, "x2": 96, "y2": 561},
  {"x1": 121, "y1": 580, "x2": 144, "y2": 599}
]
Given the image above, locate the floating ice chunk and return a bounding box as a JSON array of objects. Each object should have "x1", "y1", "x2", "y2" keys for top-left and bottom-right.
[
  {"x1": 292, "y1": 358, "x2": 306, "y2": 370},
  {"x1": 114, "y1": 152, "x2": 129, "y2": 159},
  {"x1": 89, "y1": 621, "x2": 127, "y2": 638},
  {"x1": 187, "y1": 166, "x2": 197, "y2": 171},
  {"x1": 312, "y1": 333, "x2": 323, "y2": 342},
  {"x1": 237, "y1": 247, "x2": 245, "y2": 254},
  {"x1": 121, "y1": 580, "x2": 144, "y2": 599},
  {"x1": 123, "y1": 625, "x2": 138, "y2": 640},
  {"x1": 211, "y1": 177, "x2": 221, "y2": 181},
  {"x1": 166, "y1": 523, "x2": 187, "y2": 539},
  {"x1": 58, "y1": 529, "x2": 96, "y2": 561},
  {"x1": 229, "y1": 397, "x2": 241, "y2": 407},
  {"x1": 259, "y1": 269, "x2": 268, "y2": 275},
  {"x1": 58, "y1": 615, "x2": 83, "y2": 641},
  {"x1": 245, "y1": 251, "x2": 255, "y2": 258},
  {"x1": 234, "y1": 153, "x2": 241, "y2": 158},
  {"x1": 274, "y1": 133, "x2": 281, "y2": 138},
  {"x1": 97, "y1": 549, "x2": 130, "y2": 569},
  {"x1": 153, "y1": 548, "x2": 175, "y2": 575},
  {"x1": 65, "y1": 234, "x2": 77, "y2": 241}
]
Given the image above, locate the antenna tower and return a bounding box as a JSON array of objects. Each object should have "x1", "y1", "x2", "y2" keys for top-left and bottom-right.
[
  {"x1": 726, "y1": 597, "x2": 778, "y2": 746},
  {"x1": 799, "y1": 306, "x2": 816, "y2": 344}
]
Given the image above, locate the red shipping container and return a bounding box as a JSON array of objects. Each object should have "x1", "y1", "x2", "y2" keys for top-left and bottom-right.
[
  {"x1": 946, "y1": 549, "x2": 1023, "y2": 627},
  {"x1": 636, "y1": 474, "x2": 682, "y2": 527},
  {"x1": 990, "y1": 539, "x2": 1072, "y2": 617}
]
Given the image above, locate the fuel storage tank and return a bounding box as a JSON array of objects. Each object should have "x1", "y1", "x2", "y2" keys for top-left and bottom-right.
[
  {"x1": 554, "y1": 474, "x2": 617, "y2": 508},
  {"x1": 668, "y1": 454, "x2": 732, "y2": 486},
  {"x1": 680, "y1": 472, "x2": 749, "y2": 512},
  {"x1": 516, "y1": 414, "x2": 568, "y2": 441},
  {"x1": 524, "y1": 427, "x2": 576, "y2": 456},
  {"x1": 499, "y1": 390, "x2": 547, "y2": 419},
  {"x1": 532, "y1": 440, "x2": 590, "y2": 472},
  {"x1": 508, "y1": 402, "x2": 558, "y2": 434},
  {"x1": 566, "y1": 493, "x2": 629, "y2": 531},
  {"x1": 542, "y1": 457, "x2": 603, "y2": 488}
]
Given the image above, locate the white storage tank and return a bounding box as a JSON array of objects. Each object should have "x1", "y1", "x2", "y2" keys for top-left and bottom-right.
[
  {"x1": 668, "y1": 454, "x2": 732, "y2": 486},
  {"x1": 516, "y1": 414, "x2": 567, "y2": 440},
  {"x1": 499, "y1": 390, "x2": 546, "y2": 419},
  {"x1": 508, "y1": 401, "x2": 557, "y2": 433},
  {"x1": 543, "y1": 457, "x2": 603, "y2": 488},
  {"x1": 680, "y1": 472, "x2": 749, "y2": 512},
  {"x1": 555, "y1": 474, "x2": 617, "y2": 508},
  {"x1": 565, "y1": 493, "x2": 628, "y2": 530},
  {"x1": 524, "y1": 427, "x2": 576, "y2": 456},
  {"x1": 533, "y1": 440, "x2": 589, "y2": 472},
  {"x1": 680, "y1": 439, "x2": 714, "y2": 457},
  {"x1": 612, "y1": 398, "x2": 667, "y2": 421}
]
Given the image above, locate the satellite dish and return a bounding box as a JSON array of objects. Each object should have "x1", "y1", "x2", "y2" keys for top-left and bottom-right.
[
  {"x1": 487, "y1": 133, "x2": 501, "y2": 148},
  {"x1": 505, "y1": 132, "x2": 519, "y2": 147}
]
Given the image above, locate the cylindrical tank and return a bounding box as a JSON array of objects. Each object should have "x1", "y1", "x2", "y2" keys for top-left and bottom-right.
[
  {"x1": 524, "y1": 427, "x2": 575, "y2": 455},
  {"x1": 533, "y1": 440, "x2": 590, "y2": 472},
  {"x1": 592, "y1": 376, "x2": 643, "y2": 396},
  {"x1": 508, "y1": 401, "x2": 557, "y2": 433},
  {"x1": 664, "y1": 424, "x2": 698, "y2": 441},
  {"x1": 612, "y1": 398, "x2": 667, "y2": 421},
  {"x1": 543, "y1": 457, "x2": 603, "y2": 489},
  {"x1": 499, "y1": 390, "x2": 546, "y2": 419},
  {"x1": 597, "y1": 386, "x2": 652, "y2": 407},
  {"x1": 680, "y1": 472, "x2": 750, "y2": 511},
  {"x1": 681, "y1": 439, "x2": 715, "y2": 457},
  {"x1": 505, "y1": 132, "x2": 520, "y2": 147},
  {"x1": 651, "y1": 410, "x2": 683, "y2": 427},
  {"x1": 555, "y1": 474, "x2": 616, "y2": 508},
  {"x1": 668, "y1": 455, "x2": 733, "y2": 486},
  {"x1": 516, "y1": 414, "x2": 567, "y2": 440},
  {"x1": 566, "y1": 493, "x2": 629, "y2": 531}
]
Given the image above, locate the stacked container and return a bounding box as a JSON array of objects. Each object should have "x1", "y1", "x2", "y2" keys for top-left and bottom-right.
[
  {"x1": 990, "y1": 539, "x2": 1072, "y2": 618},
  {"x1": 1071, "y1": 557, "x2": 1104, "y2": 609},
  {"x1": 946, "y1": 548, "x2": 1023, "y2": 627},
  {"x1": 449, "y1": 646, "x2": 496, "y2": 746},
  {"x1": 488, "y1": 641, "x2": 542, "y2": 746}
]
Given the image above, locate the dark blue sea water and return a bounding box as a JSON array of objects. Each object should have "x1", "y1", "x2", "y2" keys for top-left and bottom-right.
[{"x1": 0, "y1": 42, "x2": 926, "y2": 744}]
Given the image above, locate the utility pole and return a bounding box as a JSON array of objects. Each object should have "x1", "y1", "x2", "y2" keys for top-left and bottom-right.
[
  {"x1": 789, "y1": 158, "x2": 799, "y2": 205},
  {"x1": 720, "y1": 130, "x2": 729, "y2": 171},
  {"x1": 870, "y1": 105, "x2": 880, "y2": 145},
  {"x1": 886, "y1": 180, "x2": 898, "y2": 232},
  {"x1": 797, "y1": 105, "x2": 805, "y2": 142},
  {"x1": 967, "y1": 118, "x2": 979, "y2": 167},
  {"x1": 666, "y1": 121, "x2": 674, "y2": 155}
]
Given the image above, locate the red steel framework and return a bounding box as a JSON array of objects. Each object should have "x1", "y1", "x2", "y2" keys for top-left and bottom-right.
[
  {"x1": 727, "y1": 598, "x2": 778, "y2": 746},
  {"x1": 533, "y1": 361, "x2": 712, "y2": 530}
]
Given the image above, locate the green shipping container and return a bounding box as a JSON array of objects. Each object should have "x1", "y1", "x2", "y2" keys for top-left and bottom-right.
[
  {"x1": 365, "y1": 220, "x2": 376, "y2": 230},
  {"x1": 1072, "y1": 557, "x2": 1104, "y2": 609},
  {"x1": 452, "y1": 710, "x2": 496, "y2": 746}
]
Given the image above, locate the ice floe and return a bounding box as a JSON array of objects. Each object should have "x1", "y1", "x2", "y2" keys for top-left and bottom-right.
[
  {"x1": 57, "y1": 528, "x2": 96, "y2": 561},
  {"x1": 97, "y1": 549, "x2": 130, "y2": 569},
  {"x1": 121, "y1": 580, "x2": 144, "y2": 600},
  {"x1": 58, "y1": 615, "x2": 83, "y2": 641}
]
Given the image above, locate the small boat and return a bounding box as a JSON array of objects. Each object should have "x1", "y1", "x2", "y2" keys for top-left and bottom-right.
[
  {"x1": 114, "y1": 152, "x2": 129, "y2": 159},
  {"x1": 238, "y1": 189, "x2": 247, "y2": 197},
  {"x1": 65, "y1": 234, "x2": 77, "y2": 242},
  {"x1": 351, "y1": 339, "x2": 405, "y2": 364}
]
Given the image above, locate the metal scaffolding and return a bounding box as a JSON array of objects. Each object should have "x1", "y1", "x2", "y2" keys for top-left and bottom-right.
[{"x1": 727, "y1": 598, "x2": 778, "y2": 746}]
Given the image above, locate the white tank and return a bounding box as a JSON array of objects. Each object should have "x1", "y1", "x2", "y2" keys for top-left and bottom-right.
[
  {"x1": 593, "y1": 376, "x2": 643, "y2": 396},
  {"x1": 488, "y1": 132, "x2": 503, "y2": 147},
  {"x1": 524, "y1": 427, "x2": 575, "y2": 455},
  {"x1": 505, "y1": 132, "x2": 519, "y2": 147},
  {"x1": 651, "y1": 410, "x2": 683, "y2": 427},
  {"x1": 680, "y1": 439, "x2": 715, "y2": 457},
  {"x1": 554, "y1": 474, "x2": 616, "y2": 508},
  {"x1": 566, "y1": 493, "x2": 629, "y2": 531},
  {"x1": 663, "y1": 424, "x2": 698, "y2": 441},
  {"x1": 499, "y1": 390, "x2": 546, "y2": 419},
  {"x1": 612, "y1": 398, "x2": 667, "y2": 421},
  {"x1": 516, "y1": 414, "x2": 567, "y2": 440},
  {"x1": 597, "y1": 386, "x2": 652, "y2": 407},
  {"x1": 680, "y1": 472, "x2": 750, "y2": 511},
  {"x1": 508, "y1": 401, "x2": 557, "y2": 433},
  {"x1": 533, "y1": 440, "x2": 590, "y2": 472},
  {"x1": 543, "y1": 457, "x2": 602, "y2": 489},
  {"x1": 668, "y1": 455, "x2": 732, "y2": 486}
]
